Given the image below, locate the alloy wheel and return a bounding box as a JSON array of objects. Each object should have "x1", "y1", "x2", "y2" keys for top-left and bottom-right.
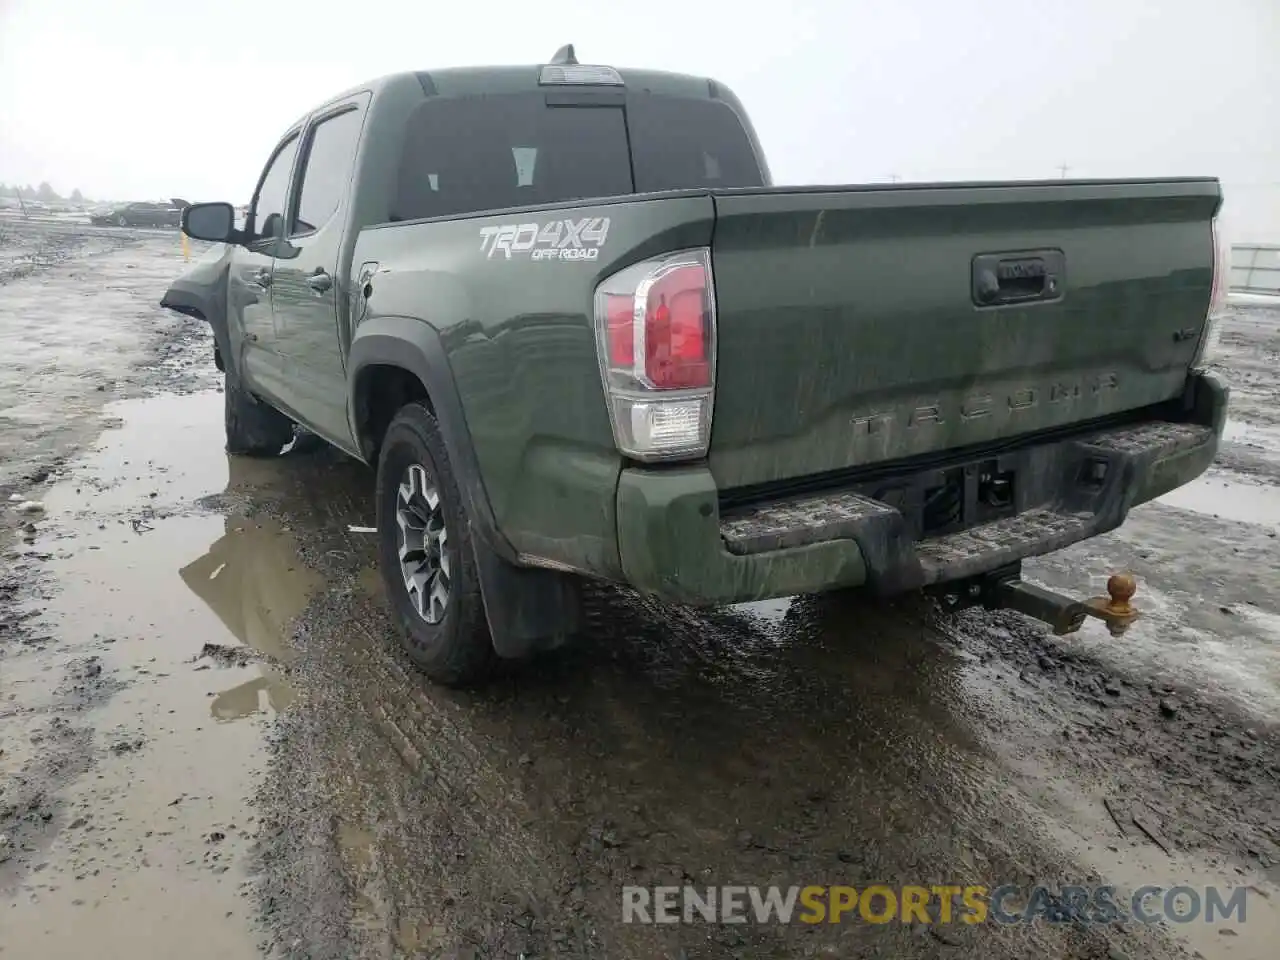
[{"x1": 395, "y1": 463, "x2": 450, "y2": 624}]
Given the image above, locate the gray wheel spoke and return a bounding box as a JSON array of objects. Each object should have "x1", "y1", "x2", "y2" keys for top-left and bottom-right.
[
  {"x1": 438, "y1": 528, "x2": 451, "y2": 579},
  {"x1": 408, "y1": 569, "x2": 431, "y2": 620},
  {"x1": 397, "y1": 511, "x2": 425, "y2": 543},
  {"x1": 428, "y1": 576, "x2": 449, "y2": 621}
]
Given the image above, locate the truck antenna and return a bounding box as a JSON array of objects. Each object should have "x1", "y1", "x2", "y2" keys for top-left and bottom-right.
[{"x1": 549, "y1": 44, "x2": 578, "y2": 65}]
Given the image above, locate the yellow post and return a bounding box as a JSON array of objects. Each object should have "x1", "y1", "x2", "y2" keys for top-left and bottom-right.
[{"x1": 181, "y1": 230, "x2": 190, "y2": 262}]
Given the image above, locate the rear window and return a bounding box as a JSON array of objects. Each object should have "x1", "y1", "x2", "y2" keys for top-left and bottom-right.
[
  {"x1": 391, "y1": 91, "x2": 764, "y2": 222},
  {"x1": 626, "y1": 95, "x2": 765, "y2": 193},
  {"x1": 392, "y1": 94, "x2": 633, "y2": 221}
]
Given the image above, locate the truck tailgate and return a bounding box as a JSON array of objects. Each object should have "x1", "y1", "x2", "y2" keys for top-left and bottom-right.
[{"x1": 707, "y1": 179, "x2": 1221, "y2": 492}]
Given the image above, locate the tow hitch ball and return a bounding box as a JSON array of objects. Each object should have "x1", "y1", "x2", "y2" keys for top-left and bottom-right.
[{"x1": 941, "y1": 570, "x2": 1141, "y2": 637}]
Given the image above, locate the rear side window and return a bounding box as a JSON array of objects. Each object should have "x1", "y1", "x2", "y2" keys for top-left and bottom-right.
[
  {"x1": 626, "y1": 95, "x2": 764, "y2": 192},
  {"x1": 393, "y1": 94, "x2": 633, "y2": 221}
]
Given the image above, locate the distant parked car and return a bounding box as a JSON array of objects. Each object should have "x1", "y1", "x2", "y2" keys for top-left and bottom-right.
[{"x1": 90, "y1": 200, "x2": 186, "y2": 228}]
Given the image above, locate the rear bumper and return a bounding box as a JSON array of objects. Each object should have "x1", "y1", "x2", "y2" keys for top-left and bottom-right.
[{"x1": 616, "y1": 371, "x2": 1228, "y2": 606}]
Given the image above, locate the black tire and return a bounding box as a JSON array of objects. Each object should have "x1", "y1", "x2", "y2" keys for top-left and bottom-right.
[
  {"x1": 223, "y1": 373, "x2": 294, "y2": 456},
  {"x1": 116, "y1": 214, "x2": 128, "y2": 227},
  {"x1": 376, "y1": 402, "x2": 495, "y2": 686}
]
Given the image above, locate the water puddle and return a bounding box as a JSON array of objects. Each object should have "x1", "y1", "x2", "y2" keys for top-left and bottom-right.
[
  {"x1": 178, "y1": 514, "x2": 321, "y2": 668},
  {"x1": 1157, "y1": 470, "x2": 1280, "y2": 529},
  {"x1": 1036, "y1": 792, "x2": 1280, "y2": 960},
  {"x1": 210, "y1": 664, "x2": 297, "y2": 721},
  {"x1": 731, "y1": 596, "x2": 794, "y2": 623},
  {"x1": 1223, "y1": 418, "x2": 1252, "y2": 443},
  {"x1": 39, "y1": 391, "x2": 282, "y2": 514},
  {"x1": 2, "y1": 389, "x2": 322, "y2": 958},
  {"x1": 0, "y1": 230, "x2": 199, "y2": 488}
]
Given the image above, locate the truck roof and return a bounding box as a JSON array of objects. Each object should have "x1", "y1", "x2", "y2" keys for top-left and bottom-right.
[
  {"x1": 413, "y1": 64, "x2": 720, "y2": 100},
  {"x1": 299, "y1": 60, "x2": 723, "y2": 127}
]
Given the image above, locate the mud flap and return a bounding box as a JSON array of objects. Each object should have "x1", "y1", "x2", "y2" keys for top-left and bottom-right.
[{"x1": 470, "y1": 533, "x2": 583, "y2": 659}]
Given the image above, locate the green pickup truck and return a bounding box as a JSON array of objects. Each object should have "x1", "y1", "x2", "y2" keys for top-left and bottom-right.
[{"x1": 164, "y1": 46, "x2": 1230, "y2": 685}]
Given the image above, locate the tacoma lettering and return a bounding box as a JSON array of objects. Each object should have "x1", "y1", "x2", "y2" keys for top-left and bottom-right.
[{"x1": 853, "y1": 375, "x2": 1123, "y2": 433}]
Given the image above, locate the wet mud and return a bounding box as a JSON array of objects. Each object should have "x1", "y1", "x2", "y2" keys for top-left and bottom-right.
[
  {"x1": 2, "y1": 222, "x2": 1278, "y2": 959},
  {"x1": 0, "y1": 217, "x2": 212, "y2": 492}
]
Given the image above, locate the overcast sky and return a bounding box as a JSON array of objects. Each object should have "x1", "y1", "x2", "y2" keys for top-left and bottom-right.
[{"x1": 1, "y1": 0, "x2": 1276, "y2": 239}]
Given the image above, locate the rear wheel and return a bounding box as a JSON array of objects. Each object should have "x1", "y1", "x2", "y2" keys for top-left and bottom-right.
[
  {"x1": 223, "y1": 373, "x2": 294, "y2": 456},
  {"x1": 376, "y1": 402, "x2": 495, "y2": 686}
]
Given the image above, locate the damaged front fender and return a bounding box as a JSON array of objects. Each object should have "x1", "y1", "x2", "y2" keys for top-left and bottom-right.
[{"x1": 160, "y1": 243, "x2": 236, "y2": 378}]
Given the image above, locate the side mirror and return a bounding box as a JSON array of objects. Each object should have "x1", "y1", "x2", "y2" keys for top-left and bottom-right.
[{"x1": 182, "y1": 202, "x2": 239, "y2": 243}]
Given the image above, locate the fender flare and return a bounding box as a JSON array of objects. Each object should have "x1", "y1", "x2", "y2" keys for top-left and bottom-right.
[
  {"x1": 348, "y1": 316, "x2": 583, "y2": 659},
  {"x1": 159, "y1": 271, "x2": 237, "y2": 383},
  {"x1": 348, "y1": 315, "x2": 512, "y2": 561}
]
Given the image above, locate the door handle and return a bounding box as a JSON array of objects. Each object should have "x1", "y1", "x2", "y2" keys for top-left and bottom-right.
[
  {"x1": 307, "y1": 270, "x2": 333, "y2": 293},
  {"x1": 252, "y1": 268, "x2": 271, "y2": 288}
]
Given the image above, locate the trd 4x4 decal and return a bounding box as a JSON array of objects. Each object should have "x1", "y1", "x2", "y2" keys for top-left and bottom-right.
[{"x1": 479, "y1": 217, "x2": 610, "y2": 261}]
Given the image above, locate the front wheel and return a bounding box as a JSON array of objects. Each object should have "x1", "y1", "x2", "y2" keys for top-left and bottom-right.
[
  {"x1": 116, "y1": 214, "x2": 128, "y2": 227},
  {"x1": 376, "y1": 403, "x2": 495, "y2": 686},
  {"x1": 223, "y1": 373, "x2": 294, "y2": 456}
]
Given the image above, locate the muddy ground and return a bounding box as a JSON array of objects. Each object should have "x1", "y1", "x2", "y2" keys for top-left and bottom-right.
[{"x1": 1, "y1": 219, "x2": 1278, "y2": 960}]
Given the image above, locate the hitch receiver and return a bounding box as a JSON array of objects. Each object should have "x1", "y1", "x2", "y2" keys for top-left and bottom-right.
[
  {"x1": 939, "y1": 568, "x2": 1141, "y2": 638},
  {"x1": 989, "y1": 578, "x2": 1089, "y2": 636}
]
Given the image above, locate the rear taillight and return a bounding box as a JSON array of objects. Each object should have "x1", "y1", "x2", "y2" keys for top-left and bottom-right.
[
  {"x1": 1194, "y1": 217, "x2": 1229, "y2": 367},
  {"x1": 594, "y1": 248, "x2": 716, "y2": 461},
  {"x1": 1210, "y1": 217, "x2": 1229, "y2": 315}
]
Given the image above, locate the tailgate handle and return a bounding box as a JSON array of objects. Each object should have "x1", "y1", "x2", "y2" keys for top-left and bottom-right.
[{"x1": 972, "y1": 250, "x2": 1065, "y2": 307}]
